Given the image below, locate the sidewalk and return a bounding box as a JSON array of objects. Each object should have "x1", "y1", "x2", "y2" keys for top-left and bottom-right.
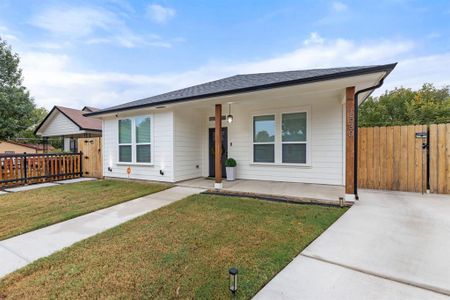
[{"x1": 0, "y1": 186, "x2": 204, "y2": 278}]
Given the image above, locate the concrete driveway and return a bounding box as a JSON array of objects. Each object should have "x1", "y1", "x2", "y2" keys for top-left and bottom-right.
[{"x1": 254, "y1": 190, "x2": 450, "y2": 299}]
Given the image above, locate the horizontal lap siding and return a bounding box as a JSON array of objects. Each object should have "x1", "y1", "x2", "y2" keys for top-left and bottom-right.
[
  {"x1": 102, "y1": 111, "x2": 174, "y2": 182},
  {"x1": 173, "y1": 109, "x2": 203, "y2": 182},
  {"x1": 40, "y1": 111, "x2": 80, "y2": 136},
  {"x1": 225, "y1": 95, "x2": 343, "y2": 185}
]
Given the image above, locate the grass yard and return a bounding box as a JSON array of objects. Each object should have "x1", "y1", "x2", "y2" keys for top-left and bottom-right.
[
  {"x1": 0, "y1": 179, "x2": 170, "y2": 240},
  {"x1": 0, "y1": 194, "x2": 347, "y2": 299}
]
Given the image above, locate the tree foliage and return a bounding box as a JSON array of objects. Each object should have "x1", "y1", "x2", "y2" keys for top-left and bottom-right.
[
  {"x1": 359, "y1": 84, "x2": 450, "y2": 127},
  {"x1": 0, "y1": 37, "x2": 45, "y2": 140}
]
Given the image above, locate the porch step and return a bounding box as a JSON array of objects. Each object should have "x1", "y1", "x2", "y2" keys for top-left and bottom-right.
[{"x1": 202, "y1": 189, "x2": 352, "y2": 207}]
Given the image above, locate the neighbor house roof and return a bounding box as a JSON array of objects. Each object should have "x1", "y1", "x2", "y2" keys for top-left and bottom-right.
[
  {"x1": 1, "y1": 140, "x2": 55, "y2": 151},
  {"x1": 87, "y1": 63, "x2": 397, "y2": 116},
  {"x1": 82, "y1": 106, "x2": 100, "y2": 112},
  {"x1": 35, "y1": 106, "x2": 102, "y2": 135}
]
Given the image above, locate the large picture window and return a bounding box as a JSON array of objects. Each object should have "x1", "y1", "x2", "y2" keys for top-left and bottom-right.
[
  {"x1": 252, "y1": 109, "x2": 309, "y2": 165},
  {"x1": 118, "y1": 116, "x2": 152, "y2": 164},
  {"x1": 253, "y1": 115, "x2": 275, "y2": 163},
  {"x1": 282, "y1": 112, "x2": 307, "y2": 163}
]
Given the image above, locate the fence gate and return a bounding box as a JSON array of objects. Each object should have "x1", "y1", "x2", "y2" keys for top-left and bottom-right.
[
  {"x1": 78, "y1": 137, "x2": 102, "y2": 178},
  {"x1": 358, "y1": 123, "x2": 450, "y2": 194},
  {"x1": 429, "y1": 124, "x2": 450, "y2": 194}
]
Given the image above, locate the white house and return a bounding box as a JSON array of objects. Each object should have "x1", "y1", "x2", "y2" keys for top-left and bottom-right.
[
  {"x1": 87, "y1": 64, "x2": 397, "y2": 201},
  {"x1": 35, "y1": 106, "x2": 102, "y2": 152}
]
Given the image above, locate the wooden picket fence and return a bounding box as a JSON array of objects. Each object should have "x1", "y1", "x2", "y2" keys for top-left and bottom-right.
[
  {"x1": 0, "y1": 153, "x2": 82, "y2": 188},
  {"x1": 358, "y1": 123, "x2": 450, "y2": 194}
]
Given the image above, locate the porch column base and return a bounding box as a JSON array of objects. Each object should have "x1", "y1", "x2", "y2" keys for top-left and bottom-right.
[
  {"x1": 214, "y1": 182, "x2": 223, "y2": 189},
  {"x1": 344, "y1": 194, "x2": 356, "y2": 202}
]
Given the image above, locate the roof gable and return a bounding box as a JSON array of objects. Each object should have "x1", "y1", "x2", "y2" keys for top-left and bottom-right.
[{"x1": 35, "y1": 106, "x2": 102, "y2": 136}]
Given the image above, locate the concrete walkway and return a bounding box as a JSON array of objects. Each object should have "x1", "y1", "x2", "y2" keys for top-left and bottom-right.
[
  {"x1": 0, "y1": 186, "x2": 204, "y2": 278},
  {"x1": 254, "y1": 190, "x2": 450, "y2": 299}
]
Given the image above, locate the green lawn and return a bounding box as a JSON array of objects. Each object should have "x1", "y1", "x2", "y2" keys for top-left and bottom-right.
[
  {"x1": 0, "y1": 179, "x2": 170, "y2": 240},
  {"x1": 0, "y1": 194, "x2": 347, "y2": 299}
]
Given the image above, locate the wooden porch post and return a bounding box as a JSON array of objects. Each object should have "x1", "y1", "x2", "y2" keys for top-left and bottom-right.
[
  {"x1": 215, "y1": 104, "x2": 223, "y2": 189},
  {"x1": 345, "y1": 86, "x2": 356, "y2": 201}
]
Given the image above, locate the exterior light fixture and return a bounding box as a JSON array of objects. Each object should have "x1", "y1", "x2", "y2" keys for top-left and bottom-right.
[
  {"x1": 107, "y1": 167, "x2": 112, "y2": 172},
  {"x1": 229, "y1": 267, "x2": 238, "y2": 295},
  {"x1": 160, "y1": 169, "x2": 164, "y2": 176},
  {"x1": 227, "y1": 103, "x2": 233, "y2": 123}
]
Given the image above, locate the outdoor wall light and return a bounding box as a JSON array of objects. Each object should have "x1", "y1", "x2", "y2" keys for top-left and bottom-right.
[
  {"x1": 107, "y1": 167, "x2": 112, "y2": 172},
  {"x1": 227, "y1": 103, "x2": 233, "y2": 123},
  {"x1": 159, "y1": 169, "x2": 164, "y2": 176},
  {"x1": 229, "y1": 267, "x2": 238, "y2": 295}
]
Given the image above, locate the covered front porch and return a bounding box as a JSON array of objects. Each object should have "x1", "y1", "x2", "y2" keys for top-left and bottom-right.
[
  {"x1": 170, "y1": 77, "x2": 361, "y2": 201},
  {"x1": 177, "y1": 178, "x2": 345, "y2": 204}
]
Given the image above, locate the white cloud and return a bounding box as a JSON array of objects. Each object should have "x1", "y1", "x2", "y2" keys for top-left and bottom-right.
[
  {"x1": 30, "y1": 6, "x2": 117, "y2": 38},
  {"x1": 303, "y1": 32, "x2": 325, "y2": 45},
  {"x1": 147, "y1": 4, "x2": 176, "y2": 24},
  {"x1": 332, "y1": 1, "x2": 348, "y2": 12},
  {"x1": 0, "y1": 25, "x2": 19, "y2": 41},
  {"x1": 18, "y1": 33, "x2": 450, "y2": 110},
  {"x1": 29, "y1": 5, "x2": 177, "y2": 48}
]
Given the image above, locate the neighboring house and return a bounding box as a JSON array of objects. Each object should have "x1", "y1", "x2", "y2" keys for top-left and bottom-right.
[
  {"x1": 0, "y1": 140, "x2": 55, "y2": 154},
  {"x1": 88, "y1": 64, "x2": 397, "y2": 201},
  {"x1": 35, "y1": 106, "x2": 102, "y2": 152}
]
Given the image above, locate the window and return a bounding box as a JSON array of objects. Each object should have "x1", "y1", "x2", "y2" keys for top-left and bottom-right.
[
  {"x1": 282, "y1": 112, "x2": 307, "y2": 163},
  {"x1": 119, "y1": 119, "x2": 132, "y2": 162},
  {"x1": 253, "y1": 115, "x2": 275, "y2": 163},
  {"x1": 252, "y1": 109, "x2": 309, "y2": 165},
  {"x1": 118, "y1": 116, "x2": 152, "y2": 163},
  {"x1": 135, "y1": 117, "x2": 151, "y2": 163}
]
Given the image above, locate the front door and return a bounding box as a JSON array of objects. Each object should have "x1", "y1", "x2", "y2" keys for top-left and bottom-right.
[{"x1": 209, "y1": 127, "x2": 228, "y2": 178}]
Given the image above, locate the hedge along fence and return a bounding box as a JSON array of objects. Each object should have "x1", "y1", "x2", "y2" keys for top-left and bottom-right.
[
  {"x1": 0, "y1": 152, "x2": 82, "y2": 188},
  {"x1": 358, "y1": 123, "x2": 450, "y2": 194}
]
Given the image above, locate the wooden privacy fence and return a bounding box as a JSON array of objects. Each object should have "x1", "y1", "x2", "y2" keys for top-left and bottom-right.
[
  {"x1": 358, "y1": 123, "x2": 450, "y2": 194},
  {"x1": 0, "y1": 153, "x2": 82, "y2": 188}
]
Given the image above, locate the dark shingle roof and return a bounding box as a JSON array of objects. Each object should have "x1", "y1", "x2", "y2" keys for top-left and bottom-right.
[
  {"x1": 56, "y1": 106, "x2": 102, "y2": 131},
  {"x1": 88, "y1": 63, "x2": 396, "y2": 116}
]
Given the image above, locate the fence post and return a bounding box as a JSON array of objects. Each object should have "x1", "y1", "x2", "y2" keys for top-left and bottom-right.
[
  {"x1": 79, "y1": 151, "x2": 83, "y2": 177},
  {"x1": 23, "y1": 152, "x2": 28, "y2": 184}
]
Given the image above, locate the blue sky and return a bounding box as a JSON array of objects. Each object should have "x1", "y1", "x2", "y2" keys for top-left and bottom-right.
[{"x1": 0, "y1": 0, "x2": 450, "y2": 109}]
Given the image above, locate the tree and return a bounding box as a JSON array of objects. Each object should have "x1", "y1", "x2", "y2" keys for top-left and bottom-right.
[
  {"x1": 0, "y1": 37, "x2": 37, "y2": 140},
  {"x1": 359, "y1": 84, "x2": 450, "y2": 127}
]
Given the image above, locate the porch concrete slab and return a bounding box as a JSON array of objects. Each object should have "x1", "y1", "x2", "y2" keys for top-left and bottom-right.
[
  {"x1": 4, "y1": 182, "x2": 60, "y2": 193},
  {"x1": 254, "y1": 255, "x2": 447, "y2": 300},
  {"x1": 178, "y1": 178, "x2": 344, "y2": 202},
  {"x1": 55, "y1": 177, "x2": 97, "y2": 184},
  {"x1": 301, "y1": 189, "x2": 450, "y2": 296},
  {"x1": 0, "y1": 190, "x2": 8, "y2": 195},
  {"x1": 0, "y1": 186, "x2": 204, "y2": 278}
]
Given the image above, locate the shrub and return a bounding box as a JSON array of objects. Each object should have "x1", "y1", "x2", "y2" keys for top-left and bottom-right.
[{"x1": 225, "y1": 158, "x2": 237, "y2": 167}]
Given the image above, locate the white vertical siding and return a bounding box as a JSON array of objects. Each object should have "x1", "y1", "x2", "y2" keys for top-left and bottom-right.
[
  {"x1": 102, "y1": 111, "x2": 174, "y2": 182},
  {"x1": 173, "y1": 109, "x2": 203, "y2": 181},
  {"x1": 63, "y1": 138, "x2": 71, "y2": 152}
]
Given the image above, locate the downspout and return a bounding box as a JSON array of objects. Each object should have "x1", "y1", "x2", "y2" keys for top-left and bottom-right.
[{"x1": 353, "y1": 75, "x2": 387, "y2": 199}]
